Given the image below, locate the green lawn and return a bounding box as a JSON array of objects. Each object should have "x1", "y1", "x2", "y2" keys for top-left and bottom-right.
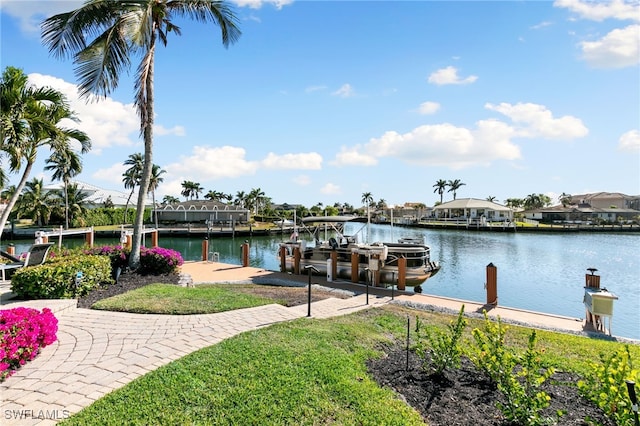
[
  {"x1": 60, "y1": 305, "x2": 638, "y2": 425},
  {"x1": 91, "y1": 284, "x2": 284, "y2": 314}
]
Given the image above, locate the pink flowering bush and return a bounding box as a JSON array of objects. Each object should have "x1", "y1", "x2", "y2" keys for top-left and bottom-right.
[
  {"x1": 84, "y1": 245, "x2": 130, "y2": 271},
  {"x1": 139, "y1": 246, "x2": 184, "y2": 275},
  {"x1": 0, "y1": 307, "x2": 58, "y2": 382},
  {"x1": 84, "y1": 245, "x2": 183, "y2": 275}
]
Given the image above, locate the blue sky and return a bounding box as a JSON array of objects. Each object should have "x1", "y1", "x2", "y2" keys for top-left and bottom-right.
[{"x1": 1, "y1": 0, "x2": 639, "y2": 208}]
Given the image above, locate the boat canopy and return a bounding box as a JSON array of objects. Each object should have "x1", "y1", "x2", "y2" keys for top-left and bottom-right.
[{"x1": 300, "y1": 216, "x2": 358, "y2": 224}]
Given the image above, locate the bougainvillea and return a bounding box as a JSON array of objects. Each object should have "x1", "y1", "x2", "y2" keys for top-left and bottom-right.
[
  {"x1": 0, "y1": 307, "x2": 58, "y2": 381},
  {"x1": 139, "y1": 246, "x2": 184, "y2": 275},
  {"x1": 85, "y1": 245, "x2": 183, "y2": 275}
]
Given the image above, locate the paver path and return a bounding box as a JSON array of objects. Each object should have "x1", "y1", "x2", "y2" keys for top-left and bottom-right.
[{"x1": 1, "y1": 294, "x2": 389, "y2": 425}]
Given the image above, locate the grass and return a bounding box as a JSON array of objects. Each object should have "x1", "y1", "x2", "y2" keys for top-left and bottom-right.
[
  {"x1": 91, "y1": 284, "x2": 285, "y2": 314},
  {"x1": 60, "y1": 304, "x2": 639, "y2": 425}
]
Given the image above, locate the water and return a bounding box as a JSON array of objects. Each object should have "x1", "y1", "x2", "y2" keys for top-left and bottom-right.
[{"x1": 6, "y1": 224, "x2": 639, "y2": 340}]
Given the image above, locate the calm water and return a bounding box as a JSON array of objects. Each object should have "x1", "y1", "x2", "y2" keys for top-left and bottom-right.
[{"x1": 7, "y1": 224, "x2": 639, "y2": 340}]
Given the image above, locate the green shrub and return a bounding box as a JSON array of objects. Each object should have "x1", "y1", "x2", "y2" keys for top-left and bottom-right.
[
  {"x1": 495, "y1": 331, "x2": 555, "y2": 426},
  {"x1": 578, "y1": 345, "x2": 640, "y2": 425},
  {"x1": 469, "y1": 310, "x2": 513, "y2": 385},
  {"x1": 11, "y1": 255, "x2": 112, "y2": 299},
  {"x1": 470, "y1": 313, "x2": 555, "y2": 425},
  {"x1": 415, "y1": 305, "x2": 467, "y2": 376}
]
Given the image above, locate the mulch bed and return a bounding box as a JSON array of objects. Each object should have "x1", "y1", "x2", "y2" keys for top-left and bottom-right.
[{"x1": 366, "y1": 345, "x2": 615, "y2": 426}]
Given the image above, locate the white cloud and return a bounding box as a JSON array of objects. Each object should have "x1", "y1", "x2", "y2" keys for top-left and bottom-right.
[
  {"x1": 232, "y1": 0, "x2": 293, "y2": 10},
  {"x1": 332, "y1": 84, "x2": 355, "y2": 98},
  {"x1": 1, "y1": 1, "x2": 84, "y2": 33},
  {"x1": 165, "y1": 145, "x2": 258, "y2": 179},
  {"x1": 331, "y1": 102, "x2": 588, "y2": 170},
  {"x1": 554, "y1": 0, "x2": 640, "y2": 22},
  {"x1": 333, "y1": 121, "x2": 520, "y2": 170},
  {"x1": 580, "y1": 25, "x2": 640, "y2": 68},
  {"x1": 331, "y1": 147, "x2": 378, "y2": 167},
  {"x1": 485, "y1": 102, "x2": 589, "y2": 140},
  {"x1": 428, "y1": 66, "x2": 478, "y2": 85},
  {"x1": 618, "y1": 129, "x2": 640, "y2": 151},
  {"x1": 27, "y1": 73, "x2": 139, "y2": 154},
  {"x1": 91, "y1": 163, "x2": 128, "y2": 186},
  {"x1": 320, "y1": 183, "x2": 341, "y2": 195},
  {"x1": 554, "y1": 1, "x2": 640, "y2": 68},
  {"x1": 26, "y1": 73, "x2": 185, "y2": 153},
  {"x1": 261, "y1": 152, "x2": 323, "y2": 170},
  {"x1": 418, "y1": 101, "x2": 441, "y2": 115}
]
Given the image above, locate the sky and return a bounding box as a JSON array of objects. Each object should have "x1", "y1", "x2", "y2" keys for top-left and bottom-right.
[{"x1": 1, "y1": 0, "x2": 639, "y2": 209}]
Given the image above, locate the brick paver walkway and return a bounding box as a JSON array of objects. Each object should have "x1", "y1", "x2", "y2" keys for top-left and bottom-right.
[{"x1": 0, "y1": 291, "x2": 389, "y2": 425}]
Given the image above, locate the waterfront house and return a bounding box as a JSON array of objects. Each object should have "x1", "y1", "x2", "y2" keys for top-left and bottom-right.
[{"x1": 432, "y1": 198, "x2": 513, "y2": 222}]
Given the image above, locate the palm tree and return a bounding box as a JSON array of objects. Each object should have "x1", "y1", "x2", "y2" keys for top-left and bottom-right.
[
  {"x1": 162, "y1": 195, "x2": 180, "y2": 205},
  {"x1": 16, "y1": 178, "x2": 57, "y2": 226},
  {"x1": 559, "y1": 192, "x2": 572, "y2": 207},
  {"x1": 234, "y1": 190, "x2": 246, "y2": 208},
  {"x1": 447, "y1": 179, "x2": 466, "y2": 200},
  {"x1": 486, "y1": 196, "x2": 497, "y2": 202},
  {"x1": 43, "y1": 0, "x2": 241, "y2": 268},
  {"x1": 122, "y1": 153, "x2": 144, "y2": 223},
  {"x1": 248, "y1": 187, "x2": 265, "y2": 215},
  {"x1": 204, "y1": 190, "x2": 226, "y2": 202},
  {"x1": 149, "y1": 164, "x2": 165, "y2": 228},
  {"x1": 58, "y1": 182, "x2": 92, "y2": 227},
  {"x1": 180, "y1": 180, "x2": 202, "y2": 200},
  {"x1": 505, "y1": 198, "x2": 524, "y2": 209},
  {"x1": 44, "y1": 147, "x2": 83, "y2": 229},
  {"x1": 361, "y1": 192, "x2": 374, "y2": 240},
  {"x1": 432, "y1": 179, "x2": 447, "y2": 204},
  {"x1": 0, "y1": 66, "x2": 90, "y2": 240}
]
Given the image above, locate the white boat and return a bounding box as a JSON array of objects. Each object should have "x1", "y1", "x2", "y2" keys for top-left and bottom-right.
[{"x1": 278, "y1": 216, "x2": 440, "y2": 290}]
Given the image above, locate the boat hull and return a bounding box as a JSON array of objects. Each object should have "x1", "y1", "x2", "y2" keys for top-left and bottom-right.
[{"x1": 278, "y1": 242, "x2": 440, "y2": 288}]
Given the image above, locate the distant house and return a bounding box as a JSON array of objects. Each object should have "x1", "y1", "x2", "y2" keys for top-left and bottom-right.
[
  {"x1": 524, "y1": 192, "x2": 640, "y2": 223},
  {"x1": 568, "y1": 192, "x2": 640, "y2": 210},
  {"x1": 44, "y1": 180, "x2": 152, "y2": 208},
  {"x1": 432, "y1": 198, "x2": 513, "y2": 221},
  {"x1": 154, "y1": 200, "x2": 250, "y2": 225}
]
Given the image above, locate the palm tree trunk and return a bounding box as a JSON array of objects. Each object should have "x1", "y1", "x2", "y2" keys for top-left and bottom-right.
[
  {"x1": 0, "y1": 161, "x2": 34, "y2": 242},
  {"x1": 64, "y1": 179, "x2": 69, "y2": 229},
  {"x1": 129, "y1": 46, "x2": 155, "y2": 269}
]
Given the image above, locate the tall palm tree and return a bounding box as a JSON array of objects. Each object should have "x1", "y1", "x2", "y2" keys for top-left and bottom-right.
[
  {"x1": 486, "y1": 196, "x2": 497, "y2": 202},
  {"x1": 0, "y1": 66, "x2": 90, "y2": 240},
  {"x1": 361, "y1": 192, "x2": 374, "y2": 240},
  {"x1": 148, "y1": 164, "x2": 165, "y2": 228},
  {"x1": 43, "y1": 0, "x2": 241, "y2": 268},
  {"x1": 122, "y1": 153, "x2": 144, "y2": 223},
  {"x1": 44, "y1": 147, "x2": 83, "y2": 229},
  {"x1": 447, "y1": 179, "x2": 466, "y2": 200},
  {"x1": 433, "y1": 179, "x2": 447, "y2": 204},
  {"x1": 248, "y1": 187, "x2": 265, "y2": 215}
]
